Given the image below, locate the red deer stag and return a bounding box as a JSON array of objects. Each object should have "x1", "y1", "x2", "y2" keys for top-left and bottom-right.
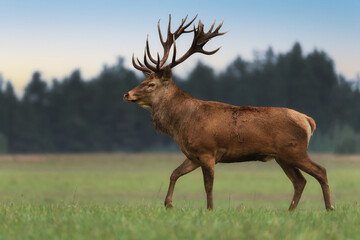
[{"x1": 124, "y1": 15, "x2": 334, "y2": 211}]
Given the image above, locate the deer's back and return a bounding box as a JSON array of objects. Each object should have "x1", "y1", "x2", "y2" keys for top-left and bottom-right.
[{"x1": 178, "y1": 100, "x2": 313, "y2": 162}]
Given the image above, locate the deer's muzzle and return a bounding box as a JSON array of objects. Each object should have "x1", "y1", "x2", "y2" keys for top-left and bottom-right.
[{"x1": 123, "y1": 93, "x2": 134, "y2": 102}]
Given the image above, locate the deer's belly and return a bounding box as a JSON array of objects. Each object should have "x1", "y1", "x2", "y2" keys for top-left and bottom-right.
[{"x1": 217, "y1": 150, "x2": 275, "y2": 163}]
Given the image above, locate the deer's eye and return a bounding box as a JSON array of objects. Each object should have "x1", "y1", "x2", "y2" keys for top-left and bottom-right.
[{"x1": 148, "y1": 83, "x2": 155, "y2": 87}]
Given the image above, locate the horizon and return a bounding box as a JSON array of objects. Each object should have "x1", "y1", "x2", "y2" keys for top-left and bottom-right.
[{"x1": 1, "y1": 0, "x2": 359, "y2": 96}]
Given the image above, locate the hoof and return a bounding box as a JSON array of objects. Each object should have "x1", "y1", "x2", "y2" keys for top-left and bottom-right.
[
  {"x1": 327, "y1": 205, "x2": 335, "y2": 211},
  {"x1": 165, "y1": 203, "x2": 173, "y2": 209}
]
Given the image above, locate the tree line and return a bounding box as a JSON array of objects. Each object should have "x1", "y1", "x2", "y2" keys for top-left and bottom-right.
[{"x1": 0, "y1": 43, "x2": 359, "y2": 154}]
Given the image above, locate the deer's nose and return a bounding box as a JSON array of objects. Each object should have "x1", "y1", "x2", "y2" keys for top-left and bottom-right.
[{"x1": 123, "y1": 93, "x2": 129, "y2": 100}]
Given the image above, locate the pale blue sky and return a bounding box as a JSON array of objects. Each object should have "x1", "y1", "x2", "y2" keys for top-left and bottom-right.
[{"x1": 0, "y1": 0, "x2": 359, "y2": 95}]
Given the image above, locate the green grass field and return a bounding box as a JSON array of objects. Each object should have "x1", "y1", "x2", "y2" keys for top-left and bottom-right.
[{"x1": 0, "y1": 153, "x2": 359, "y2": 239}]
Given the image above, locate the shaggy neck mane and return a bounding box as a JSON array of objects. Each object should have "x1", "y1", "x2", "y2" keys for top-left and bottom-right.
[{"x1": 150, "y1": 82, "x2": 194, "y2": 137}]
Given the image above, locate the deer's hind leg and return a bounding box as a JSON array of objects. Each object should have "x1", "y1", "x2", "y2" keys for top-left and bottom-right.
[
  {"x1": 276, "y1": 159, "x2": 307, "y2": 211},
  {"x1": 291, "y1": 154, "x2": 334, "y2": 211}
]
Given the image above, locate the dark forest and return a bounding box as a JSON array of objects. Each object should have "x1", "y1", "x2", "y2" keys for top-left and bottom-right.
[{"x1": 1, "y1": 43, "x2": 359, "y2": 153}]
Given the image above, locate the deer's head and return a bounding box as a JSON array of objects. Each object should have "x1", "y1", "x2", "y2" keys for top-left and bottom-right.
[{"x1": 124, "y1": 15, "x2": 226, "y2": 110}]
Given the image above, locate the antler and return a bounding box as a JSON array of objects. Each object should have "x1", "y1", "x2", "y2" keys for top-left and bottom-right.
[
  {"x1": 164, "y1": 19, "x2": 226, "y2": 69},
  {"x1": 132, "y1": 15, "x2": 226, "y2": 73}
]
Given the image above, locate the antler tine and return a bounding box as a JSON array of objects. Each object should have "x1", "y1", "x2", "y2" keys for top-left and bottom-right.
[
  {"x1": 197, "y1": 20, "x2": 204, "y2": 34},
  {"x1": 173, "y1": 15, "x2": 187, "y2": 36},
  {"x1": 156, "y1": 53, "x2": 161, "y2": 71},
  {"x1": 172, "y1": 35, "x2": 177, "y2": 64},
  {"x1": 143, "y1": 48, "x2": 157, "y2": 72},
  {"x1": 157, "y1": 20, "x2": 165, "y2": 47},
  {"x1": 173, "y1": 14, "x2": 197, "y2": 37},
  {"x1": 166, "y1": 14, "x2": 172, "y2": 42},
  {"x1": 209, "y1": 19, "x2": 228, "y2": 37},
  {"x1": 182, "y1": 14, "x2": 198, "y2": 33},
  {"x1": 207, "y1": 19, "x2": 216, "y2": 33},
  {"x1": 146, "y1": 36, "x2": 158, "y2": 64},
  {"x1": 132, "y1": 54, "x2": 151, "y2": 73},
  {"x1": 201, "y1": 47, "x2": 221, "y2": 55},
  {"x1": 214, "y1": 19, "x2": 225, "y2": 34},
  {"x1": 136, "y1": 58, "x2": 145, "y2": 67},
  {"x1": 197, "y1": 19, "x2": 226, "y2": 46}
]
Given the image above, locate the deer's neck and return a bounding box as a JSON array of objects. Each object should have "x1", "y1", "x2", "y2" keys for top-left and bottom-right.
[{"x1": 150, "y1": 83, "x2": 195, "y2": 137}]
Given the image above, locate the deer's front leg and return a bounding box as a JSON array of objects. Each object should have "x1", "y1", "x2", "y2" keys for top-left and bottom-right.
[
  {"x1": 165, "y1": 158, "x2": 199, "y2": 209},
  {"x1": 201, "y1": 156, "x2": 215, "y2": 210}
]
